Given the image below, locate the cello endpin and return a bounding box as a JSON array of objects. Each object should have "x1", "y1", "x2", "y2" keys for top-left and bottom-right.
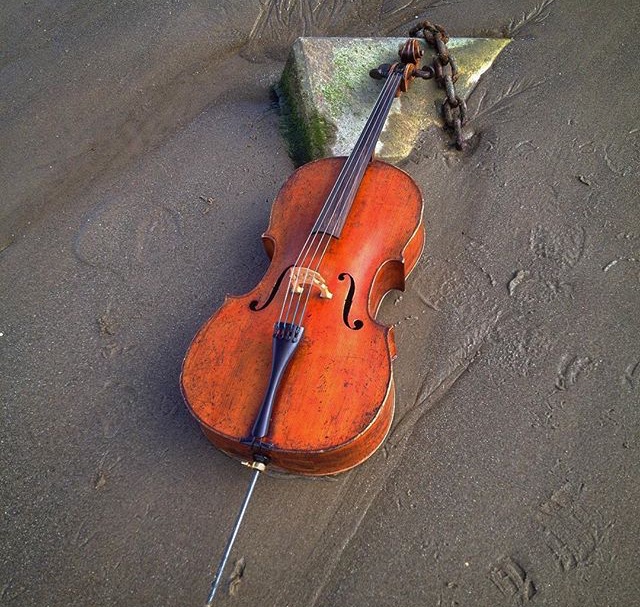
[{"x1": 204, "y1": 466, "x2": 262, "y2": 605}]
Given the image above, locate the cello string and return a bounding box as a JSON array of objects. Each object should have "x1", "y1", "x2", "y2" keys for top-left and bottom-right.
[
  {"x1": 292, "y1": 71, "x2": 402, "y2": 326},
  {"x1": 296, "y1": 70, "x2": 402, "y2": 324},
  {"x1": 276, "y1": 135, "x2": 372, "y2": 324},
  {"x1": 277, "y1": 70, "x2": 402, "y2": 328},
  {"x1": 291, "y1": 71, "x2": 401, "y2": 326},
  {"x1": 287, "y1": 71, "x2": 402, "y2": 327}
]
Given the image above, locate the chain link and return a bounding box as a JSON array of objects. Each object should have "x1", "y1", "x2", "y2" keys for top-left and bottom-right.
[{"x1": 409, "y1": 20, "x2": 468, "y2": 150}]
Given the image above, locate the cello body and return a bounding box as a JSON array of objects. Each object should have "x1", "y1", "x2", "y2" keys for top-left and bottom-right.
[{"x1": 181, "y1": 157, "x2": 424, "y2": 475}]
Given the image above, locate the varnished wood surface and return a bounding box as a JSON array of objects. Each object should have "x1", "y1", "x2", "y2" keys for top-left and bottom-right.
[{"x1": 181, "y1": 157, "x2": 424, "y2": 475}]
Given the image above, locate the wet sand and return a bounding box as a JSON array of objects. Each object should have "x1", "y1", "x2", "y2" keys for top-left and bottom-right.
[{"x1": 1, "y1": 1, "x2": 639, "y2": 605}]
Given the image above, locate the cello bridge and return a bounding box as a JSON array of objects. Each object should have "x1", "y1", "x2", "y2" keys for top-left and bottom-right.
[{"x1": 289, "y1": 267, "x2": 333, "y2": 299}]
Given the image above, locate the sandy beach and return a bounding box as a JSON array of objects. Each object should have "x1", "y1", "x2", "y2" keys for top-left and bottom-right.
[{"x1": 1, "y1": 1, "x2": 638, "y2": 605}]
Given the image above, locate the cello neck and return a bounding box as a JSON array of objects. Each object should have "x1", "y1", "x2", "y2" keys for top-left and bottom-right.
[{"x1": 314, "y1": 67, "x2": 404, "y2": 238}]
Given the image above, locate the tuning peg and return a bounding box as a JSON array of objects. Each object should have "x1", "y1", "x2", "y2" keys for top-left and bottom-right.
[
  {"x1": 414, "y1": 65, "x2": 435, "y2": 80},
  {"x1": 369, "y1": 63, "x2": 392, "y2": 80}
]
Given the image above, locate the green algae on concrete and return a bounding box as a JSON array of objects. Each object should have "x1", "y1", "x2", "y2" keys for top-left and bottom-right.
[
  {"x1": 277, "y1": 36, "x2": 510, "y2": 165},
  {"x1": 276, "y1": 44, "x2": 338, "y2": 165}
]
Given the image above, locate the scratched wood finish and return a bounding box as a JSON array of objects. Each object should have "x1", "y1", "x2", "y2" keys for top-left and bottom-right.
[{"x1": 181, "y1": 157, "x2": 424, "y2": 475}]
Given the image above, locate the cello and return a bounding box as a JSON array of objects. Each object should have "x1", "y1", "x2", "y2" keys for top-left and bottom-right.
[{"x1": 181, "y1": 29, "x2": 454, "y2": 603}]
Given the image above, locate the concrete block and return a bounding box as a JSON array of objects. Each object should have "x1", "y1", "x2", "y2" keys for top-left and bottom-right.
[{"x1": 278, "y1": 36, "x2": 510, "y2": 164}]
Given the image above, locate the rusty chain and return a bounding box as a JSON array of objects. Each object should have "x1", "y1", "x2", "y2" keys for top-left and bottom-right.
[{"x1": 409, "y1": 20, "x2": 468, "y2": 150}]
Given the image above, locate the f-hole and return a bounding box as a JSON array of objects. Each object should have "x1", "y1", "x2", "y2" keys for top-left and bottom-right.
[
  {"x1": 338, "y1": 273, "x2": 364, "y2": 330},
  {"x1": 249, "y1": 265, "x2": 294, "y2": 311}
]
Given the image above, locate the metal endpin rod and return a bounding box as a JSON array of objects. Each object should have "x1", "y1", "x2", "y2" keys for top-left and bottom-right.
[{"x1": 204, "y1": 467, "x2": 262, "y2": 606}]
